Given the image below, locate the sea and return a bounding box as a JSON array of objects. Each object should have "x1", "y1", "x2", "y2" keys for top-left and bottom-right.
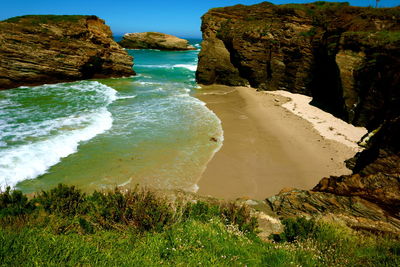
[{"x1": 0, "y1": 39, "x2": 223, "y2": 193}]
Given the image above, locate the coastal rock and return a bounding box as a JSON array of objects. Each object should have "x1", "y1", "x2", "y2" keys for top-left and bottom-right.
[
  {"x1": 196, "y1": 2, "x2": 400, "y2": 127},
  {"x1": 267, "y1": 116, "x2": 400, "y2": 234},
  {"x1": 198, "y1": 2, "x2": 400, "y2": 234},
  {"x1": 119, "y1": 32, "x2": 196, "y2": 51},
  {"x1": 267, "y1": 189, "x2": 400, "y2": 234},
  {"x1": 0, "y1": 15, "x2": 135, "y2": 90}
]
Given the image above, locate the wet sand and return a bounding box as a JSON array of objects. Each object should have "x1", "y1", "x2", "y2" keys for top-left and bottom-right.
[{"x1": 196, "y1": 85, "x2": 366, "y2": 200}]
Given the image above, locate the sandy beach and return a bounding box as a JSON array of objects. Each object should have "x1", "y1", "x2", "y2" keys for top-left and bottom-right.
[{"x1": 196, "y1": 85, "x2": 366, "y2": 200}]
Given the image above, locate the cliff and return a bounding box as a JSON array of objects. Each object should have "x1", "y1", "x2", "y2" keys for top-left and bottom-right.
[
  {"x1": 197, "y1": 2, "x2": 400, "y2": 234},
  {"x1": 197, "y1": 2, "x2": 399, "y2": 129},
  {"x1": 0, "y1": 15, "x2": 135, "y2": 90},
  {"x1": 119, "y1": 32, "x2": 196, "y2": 50}
]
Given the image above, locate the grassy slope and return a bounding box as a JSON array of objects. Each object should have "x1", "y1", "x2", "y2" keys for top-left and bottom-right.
[{"x1": 1, "y1": 185, "x2": 399, "y2": 266}]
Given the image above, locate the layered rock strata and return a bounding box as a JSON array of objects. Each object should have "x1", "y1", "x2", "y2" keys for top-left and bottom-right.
[
  {"x1": 197, "y1": 2, "x2": 400, "y2": 128},
  {"x1": 119, "y1": 32, "x2": 196, "y2": 51},
  {"x1": 0, "y1": 15, "x2": 135, "y2": 90},
  {"x1": 197, "y1": 2, "x2": 400, "y2": 234}
]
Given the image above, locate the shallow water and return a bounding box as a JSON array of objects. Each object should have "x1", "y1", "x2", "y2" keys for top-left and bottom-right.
[{"x1": 0, "y1": 40, "x2": 223, "y2": 193}]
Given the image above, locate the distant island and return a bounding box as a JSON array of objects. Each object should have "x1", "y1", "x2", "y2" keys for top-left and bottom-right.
[{"x1": 119, "y1": 32, "x2": 196, "y2": 51}]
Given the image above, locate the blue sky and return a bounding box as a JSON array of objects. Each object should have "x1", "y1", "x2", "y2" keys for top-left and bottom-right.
[{"x1": 1, "y1": 0, "x2": 399, "y2": 38}]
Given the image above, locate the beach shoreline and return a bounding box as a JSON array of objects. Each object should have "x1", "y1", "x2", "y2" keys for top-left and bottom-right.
[{"x1": 195, "y1": 85, "x2": 366, "y2": 200}]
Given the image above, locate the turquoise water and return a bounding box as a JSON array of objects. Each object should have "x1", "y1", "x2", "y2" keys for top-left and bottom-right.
[{"x1": 0, "y1": 40, "x2": 223, "y2": 193}]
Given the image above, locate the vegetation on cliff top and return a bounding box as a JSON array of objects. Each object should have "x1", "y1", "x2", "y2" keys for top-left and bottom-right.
[
  {"x1": 1, "y1": 185, "x2": 399, "y2": 266},
  {"x1": 209, "y1": 1, "x2": 400, "y2": 24},
  {"x1": 2, "y1": 15, "x2": 98, "y2": 24}
]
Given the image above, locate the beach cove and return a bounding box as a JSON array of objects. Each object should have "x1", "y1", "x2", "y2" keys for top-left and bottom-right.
[{"x1": 196, "y1": 85, "x2": 366, "y2": 199}]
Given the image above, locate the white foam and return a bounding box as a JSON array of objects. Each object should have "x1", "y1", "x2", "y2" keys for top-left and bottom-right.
[
  {"x1": 135, "y1": 64, "x2": 197, "y2": 71},
  {"x1": 117, "y1": 95, "x2": 137, "y2": 100},
  {"x1": 118, "y1": 178, "x2": 132, "y2": 187},
  {"x1": 0, "y1": 81, "x2": 117, "y2": 144},
  {"x1": 136, "y1": 81, "x2": 161, "y2": 86},
  {"x1": 69, "y1": 81, "x2": 117, "y2": 104},
  {"x1": 0, "y1": 81, "x2": 118, "y2": 189},
  {"x1": 127, "y1": 49, "x2": 161, "y2": 51},
  {"x1": 135, "y1": 64, "x2": 172, "y2": 68},
  {"x1": 173, "y1": 64, "x2": 197, "y2": 71},
  {"x1": 0, "y1": 108, "x2": 113, "y2": 189}
]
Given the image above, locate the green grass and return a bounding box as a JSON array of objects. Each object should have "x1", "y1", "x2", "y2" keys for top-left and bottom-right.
[
  {"x1": 300, "y1": 27, "x2": 318, "y2": 37},
  {"x1": 342, "y1": 30, "x2": 400, "y2": 47},
  {"x1": 2, "y1": 15, "x2": 96, "y2": 24},
  {"x1": 1, "y1": 185, "x2": 399, "y2": 266}
]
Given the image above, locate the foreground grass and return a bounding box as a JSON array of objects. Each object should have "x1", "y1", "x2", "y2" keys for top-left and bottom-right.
[{"x1": 1, "y1": 185, "x2": 399, "y2": 266}]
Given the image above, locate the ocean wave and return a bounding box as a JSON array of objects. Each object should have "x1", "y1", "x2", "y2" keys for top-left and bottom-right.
[
  {"x1": 117, "y1": 95, "x2": 137, "y2": 100},
  {"x1": 0, "y1": 108, "x2": 113, "y2": 189},
  {"x1": 135, "y1": 64, "x2": 172, "y2": 68},
  {"x1": 134, "y1": 64, "x2": 197, "y2": 71},
  {"x1": 0, "y1": 81, "x2": 118, "y2": 189},
  {"x1": 0, "y1": 81, "x2": 117, "y2": 144},
  {"x1": 173, "y1": 64, "x2": 197, "y2": 71},
  {"x1": 136, "y1": 81, "x2": 162, "y2": 86}
]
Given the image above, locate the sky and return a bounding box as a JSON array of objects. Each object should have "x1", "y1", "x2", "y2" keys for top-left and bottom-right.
[{"x1": 0, "y1": 0, "x2": 399, "y2": 38}]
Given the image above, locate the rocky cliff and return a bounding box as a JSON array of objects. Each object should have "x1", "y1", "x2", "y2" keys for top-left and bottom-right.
[
  {"x1": 0, "y1": 15, "x2": 135, "y2": 90},
  {"x1": 197, "y1": 2, "x2": 399, "y2": 129},
  {"x1": 119, "y1": 32, "x2": 196, "y2": 51},
  {"x1": 197, "y1": 2, "x2": 400, "y2": 234}
]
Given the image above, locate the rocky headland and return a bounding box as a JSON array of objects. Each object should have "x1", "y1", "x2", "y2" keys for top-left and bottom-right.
[
  {"x1": 119, "y1": 32, "x2": 196, "y2": 51},
  {"x1": 197, "y1": 2, "x2": 400, "y2": 234},
  {"x1": 0, "y1": 15, "x2": 135, "y2": 90}
]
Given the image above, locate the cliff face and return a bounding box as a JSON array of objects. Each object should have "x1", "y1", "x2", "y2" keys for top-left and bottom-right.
[
  {"x1": 119, "y1": 32, "x2": 196, "y2": 51},
  {"x1": 0, "y1": 15, "x2": 135, "y2": 90},
  {"x1": 197, "y1": 2, "x2": 400, "y2": 129},
  {"x1": 197, "y1": 2, "x2": 400, "y2": 234}
]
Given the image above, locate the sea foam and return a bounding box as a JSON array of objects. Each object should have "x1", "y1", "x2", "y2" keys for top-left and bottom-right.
[
  {"x1": 0, "y1": 81, "x2": 117, "y2": 189},
  {"x1": 135, "y1": 64, "x2": 197, "y2": 72},
  {"x1": 173, "y1": 64, "x2": 197, "y2": 71}
]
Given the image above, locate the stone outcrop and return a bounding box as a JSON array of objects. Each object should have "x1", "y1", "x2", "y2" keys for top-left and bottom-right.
[
  {"x1": 267, "y1": 114, "x2": 400, "y2": 234},
  {"x1": 197, "y1": 2, "x2": 400, "y2": 234},
  {"x1": 267, "y1": 188, "x2": 400, "y2": 234},
  {"x1": 119, "y1": 32, "x2": 196, "y2": 51},
  {"x1": 0, "y1": 15, "x2": 135, "y2": 90},
  {"x1": 196, "y1": 2, "x2": 400, "y2": 129}
]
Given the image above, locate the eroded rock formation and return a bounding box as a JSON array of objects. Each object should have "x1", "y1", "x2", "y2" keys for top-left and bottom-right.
[
  {"x1": 197, "y1": 2, "x2": 400, "y2": 234},
  {"x1": 119, "y1": 32, "x2": 196, "y2": 51},
  {"x1": 0, "y1": 15, "x2": 135, "y2": 90},
  {"x1": 196, "y1": 2, "x2": 400, "y2": 128}
]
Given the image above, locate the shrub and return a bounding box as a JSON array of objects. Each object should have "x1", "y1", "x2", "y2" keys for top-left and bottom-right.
[
  {"x1": 1, "y1": 184, "x2": 259, "y2": 235},
  {"x1": 183, "y1": 201, "x2": 220, "y2": 222},
  {"x1": 126, "y1": 189, "x2": 174, "y2": 232},
  {"x1": 0, "y1": 187, "x2": 35, "y2": 218},
  {"x1": 35, "y1": 184, "x2": 86, "y2": 216},
  {"x1": 89, "y1": 188, "x2": 175, "y2": 232},
  {"x1": 272, "y1": 217, "x2": 316, "y2": 242},
  {"x1": 220, "y1": 203, "x2": 258, "y2": 234}
]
